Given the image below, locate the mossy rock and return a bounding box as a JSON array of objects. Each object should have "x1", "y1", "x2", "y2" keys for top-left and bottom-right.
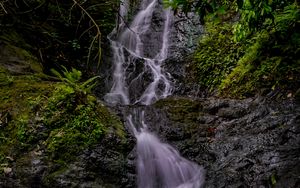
[
  {"x1": 0, "y1": 39, "x2": 129, "y2": 187},
  {"x1": 155, "y1": 97, "x2": 203, "y2": 123},
  {"x1": 189, "y1": 6, "x2": 300, "y2": 99}
]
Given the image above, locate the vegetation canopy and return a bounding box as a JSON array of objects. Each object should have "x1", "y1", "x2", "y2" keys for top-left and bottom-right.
[
  {"x1": 167, "y1": 0, "x2": 299, "y2": 98},
  {"x1": 0, "y1": 0, "x2": 119, "y2": 72}
]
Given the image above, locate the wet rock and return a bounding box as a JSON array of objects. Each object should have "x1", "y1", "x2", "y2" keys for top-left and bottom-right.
[
  {"x1": 0, "y1": 43, "x2": 42, "y2": 75},
  {"x1": 295, "y1": 88, "x2": 300, "y2": 103},
  {"x1": 216, "y1": 105, "x2": 247, "y2": 119},
  {"x1": 41, "y1": 130, "x2": 135, "y2": 188},
  {"x1": 99, "y1": 1, "x2": 203, "y2": 99},
  {"x1": 0, "y1": 126, "x2": 135, "y2": 188},
  {"x1": 169, "y1": 12, "x2": 203, "y2": 60},
  {"x1": 143, "y1": 97, "x2": 300, "y2": 188}
]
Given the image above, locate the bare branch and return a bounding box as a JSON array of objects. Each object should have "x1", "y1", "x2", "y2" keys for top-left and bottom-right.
[
  {"x1": 0, "y1": 1, "x2": 8, "y2": 14},
  {"x1": 72, "y1": 0, "x2": 102, "y2": 68}
]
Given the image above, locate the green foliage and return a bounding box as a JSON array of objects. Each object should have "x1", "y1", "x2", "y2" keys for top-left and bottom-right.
[
  {"x1": 51, "y1": 66, "x2": 82, "y2": 83},
  {"x1": 69, "y1": 39, "x2": 81, "y2": 50},
  {"x1": 0, "y1": 79, "x2": 107, "y2": 162},
  {"x1": 219, "y1": 30, "x2": 270, "y2": 96},
  {"x1": 0, "y1": 78, "x2": 114, "y2": 162},
  {"x1": 51, "y1": 67, "x2": 100, "y2": 95},
  {"x1": 0, "y1": 0, "x2": 119, "y2": 71},
  {"x1": 191, "y1": 2, "x2": 300, "y2": 98},
  {"x1": 163, "y1": 0, "x2": 231, "y2": 23},
  {"x1": 45, "y1": 95, "x2": 106, "y2": 160},
  {"x1": 220, "y1": 4, "x2": 300, "y2": 97},
  {"x1": 271, "y1": 174, "x2": 277, "y2": 185},
  {"x1": 274, "y1": 3, "x2": 300, "y2": 35},
  {"x1": 0, "y1": 41, "x2": 125, "y2": 181},
  {"x1": 164, "y1": 0, "x2": 297, "y2": 41},
  {"x1": 0, "y1": 60, "x2": 125, "y2": 164},
  {"x1": 0, "y1": 74, "x2": 14, "y2": 87},
  {"x1": 193, "y1": 22, "x2": 246, "y2": 90},
  {"x1": 16, "y1": 115, "x2": 30, "y2": 143},
  {"x1": 39, "y1": 69, "x2": 124, "y2": 160}
]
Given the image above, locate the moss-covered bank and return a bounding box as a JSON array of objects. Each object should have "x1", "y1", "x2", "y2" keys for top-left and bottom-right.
[
  {"x1": 189, "y1": 3, "x2": 300, "y2": 98},
  {"x1": 0, "y1": 35, "x2": 129, "y2": 186}
]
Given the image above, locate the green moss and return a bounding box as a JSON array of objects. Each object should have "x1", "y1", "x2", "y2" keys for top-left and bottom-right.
[
  {"x1": 0, "y1": 73, "x2": 52, "y2": 161},
  {"x1": 0, "y1": 43, "x2": 125, "y2": 170},
  {"x1": 0, "y1": 75, "x2": 53, "y2": 117},
  {"x1": 219, "y1": 26, "x2": 300, "y2": 98},
  {"x1": 154, "y1": 98, "x2": 213, "y2": 139},
  {"x1": 0, "y1": 76, "x2": 125, "y2": 164},
  {"x1": 218, "y1": 31, "x2": 268, "y2": 97},
  {"x1": 39, "y1": 82, "x2": 125, "y2": 161},
  {"x1": 191, "y1": 22, "x2": 247, "y2": 91},
  {"x1": 0, "y1": 31, "x2": 41, "y2": 74},
  {"x1": 0, "y1": 43, "x2": 49, "y2": 115},
  {"x1": 155, "y1": 97, "x2": 203, "y2": 124},
  {"x1": 191, "y1": 4, "x2": 300, "y2": 98},
  {"x1": 0, "y1": 42, "x2": 54, "y2": 162}
]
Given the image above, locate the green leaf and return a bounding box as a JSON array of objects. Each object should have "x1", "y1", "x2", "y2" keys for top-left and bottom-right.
[
  {"x1": 271, "y1": 174, "x2": 277, "y2": 185},
  {"x1": 50, "y1": 69, "x2": 64, "y2": 81},
  {"x1": 80, "y1": 76, "x2": 100, "y2": 88},
  {"x1": 217, "y1": 6, "x2": 226, "y2": 14}
]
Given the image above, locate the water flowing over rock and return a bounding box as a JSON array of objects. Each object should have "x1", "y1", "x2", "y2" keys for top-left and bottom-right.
[
  {"x1": 104, "y1": 0, "x2": 205, "y2": 187},
  {"x1": 136, "y1": 131, "x2": 204, "y2": 188},
  {"x1": 148, "y1": 97, "x2": 300, "y2": 187},
  {"x1": 1, "y1": 0, "x2": 299, "y2": 187}
]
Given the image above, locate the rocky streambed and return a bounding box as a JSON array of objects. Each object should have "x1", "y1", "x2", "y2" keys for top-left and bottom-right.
[
  {"x1": 0, "y1": 41, "x2": 299, "y2": 188},
  {"x1": 1, "y1": 92, "x2": 299, "y2": 187},
  {"x1": 142, "y1": 97, "x2": 300, "y2": 188},
  {"x1": 54, "y1": 96, "x2": 300, "y2": 188}
]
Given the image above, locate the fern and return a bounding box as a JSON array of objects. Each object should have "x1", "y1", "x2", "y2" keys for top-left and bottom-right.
[
  {"x1": 51, "y1": 67, "x2": 99, "y2": 94},
  {"x1": 275, "y1": 3, "x2": 299, "y2": 34}
]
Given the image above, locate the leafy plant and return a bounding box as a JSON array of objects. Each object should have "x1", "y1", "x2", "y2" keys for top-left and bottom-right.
[
  {"x1": 192, "y1": 22, "x2": 246, "y2": 91},
  {"x1": 274, "y1": 3, "x2": 300, "y2": 35},
  {"x1": 164, "y1": 0, "x2": 297, "y2": 40},
  {"x1": 51, "y1": 66, "x2": 100, "y2": 94},
  {"x1": 190, "y1": 1, "x2": 299, "y2": 98},
  {"x1": 219, "y1": 19, "x2": 300, "y2": 98}
]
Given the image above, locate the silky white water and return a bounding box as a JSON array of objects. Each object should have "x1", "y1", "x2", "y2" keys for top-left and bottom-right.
[{"x1": 104, "y1": 0, "x2": 205, "y2": 187}]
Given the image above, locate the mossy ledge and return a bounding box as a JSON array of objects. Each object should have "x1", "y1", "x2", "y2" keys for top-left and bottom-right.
[
  {"x1": 187, "y1": 4, "x2": 300, "y2": 99},
  {"x1": 0, "y1": 38, "x2": 129, "y2": 186}
]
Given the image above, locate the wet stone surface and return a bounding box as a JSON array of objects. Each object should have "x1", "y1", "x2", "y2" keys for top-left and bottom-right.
[{"x1": 139, "y1": 97, "x2": 300, "y2": 188}]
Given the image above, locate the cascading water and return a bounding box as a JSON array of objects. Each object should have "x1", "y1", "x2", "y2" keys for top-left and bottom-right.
[{"x1": 104, "y1": 0, "x2": 205, "y2": 187}]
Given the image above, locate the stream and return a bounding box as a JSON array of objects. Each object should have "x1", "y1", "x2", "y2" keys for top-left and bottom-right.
[{"x1": 104, "y1": 0, "x2": 205, "y2": 187}]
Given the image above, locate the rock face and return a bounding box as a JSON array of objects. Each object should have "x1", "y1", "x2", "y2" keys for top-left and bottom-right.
[
  {"x1": 2, "y1": 86, "x2": 299, "y2": 188},
  {"x1": 99, "y1": 0, "x2": 203, "y2": 98},
  {"x1": 41, "y1": 132, "x2": 135, "y2": 188},
  {"x1": 0, "y1": 128, "x2": 135, "y2": 188},
  {"x1": 137, "y1": 97, "x2": 300, "y2": 187}
]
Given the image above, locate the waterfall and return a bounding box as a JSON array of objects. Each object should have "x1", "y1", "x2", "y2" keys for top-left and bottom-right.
[{"x1": 104, "y1": 0, "x2": 205, "y2": 187}]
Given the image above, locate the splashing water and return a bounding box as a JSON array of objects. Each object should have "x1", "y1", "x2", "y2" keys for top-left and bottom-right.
[
  {"x1": 104, "y1": 0, "x2": 205, "y2": 187},
  {"x1": 136, "y1": 131, "x2": 204, "y2": 188}
]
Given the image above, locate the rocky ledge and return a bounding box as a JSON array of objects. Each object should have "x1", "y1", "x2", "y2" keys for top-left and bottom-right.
[{"x1": 134, "y1": 97, "x2": 300, "y2": 188}]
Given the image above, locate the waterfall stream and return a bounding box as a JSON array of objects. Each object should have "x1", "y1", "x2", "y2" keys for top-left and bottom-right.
[{"x1": 104, "y1": 0, "x2": 205, "y2": 187}]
